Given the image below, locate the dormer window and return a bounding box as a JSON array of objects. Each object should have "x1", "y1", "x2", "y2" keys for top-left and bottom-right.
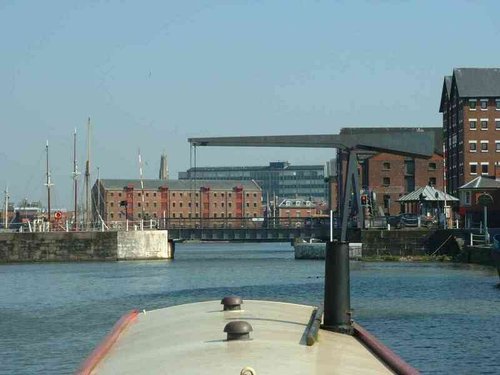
[{"x1": 469, "y1": 99, "x2": 477, "y2": 110}]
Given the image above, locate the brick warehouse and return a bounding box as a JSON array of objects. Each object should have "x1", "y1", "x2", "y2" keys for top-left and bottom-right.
[
  {"x1": 440, "y1": 68, "x2": 500, "y2": 196},
  {"x1": 92, "y1": 179, "x2": 262, "y2": 226},
  {"x1": 335, "y1": 127, "x2": 444, "y2": 216}
]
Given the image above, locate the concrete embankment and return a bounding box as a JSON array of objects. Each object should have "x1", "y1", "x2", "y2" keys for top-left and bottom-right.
[
  {"x1": 295, "y1": 229, "x2": 464, "y2": 259},
  {"x1": 0, "y1": 230, "x2": 174, "y2": 263}
]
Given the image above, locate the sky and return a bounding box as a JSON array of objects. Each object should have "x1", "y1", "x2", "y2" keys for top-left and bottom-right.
[{"x1": 1, "y1": 0, "x2": 500, "y2": 208}]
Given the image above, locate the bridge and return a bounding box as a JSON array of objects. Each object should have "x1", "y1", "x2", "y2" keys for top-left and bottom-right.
[{"x1": 164, "y1": 217, "x2": 360, "y2": 242}]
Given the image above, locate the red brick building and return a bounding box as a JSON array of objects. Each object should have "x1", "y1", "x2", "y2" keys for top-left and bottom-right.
[
  {"x1": 92, "y1": 179, "x2": 262, "y2": 226},
  {"x1": 440, "y1": 68, "x2": 500, "y2": 196},
  {"x1": 335, "y1": 127, "x2": 443, "y2": 216}
]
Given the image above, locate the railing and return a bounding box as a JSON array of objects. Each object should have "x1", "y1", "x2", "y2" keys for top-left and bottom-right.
[{"x1": 2, "y1": 216, "x2": 337, "y2": 233}]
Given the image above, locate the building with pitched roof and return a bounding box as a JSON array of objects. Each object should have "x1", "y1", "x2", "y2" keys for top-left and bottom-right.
[
  {"x1": 458, "y1": 176, "x2": 500, "y2": 227},
  {"x1": 440, "y1": 68, "x2": 500, "y2": 196},
  {"x1": 335, "y1": 127, "x2": 443, "y2": 216},
  {"x1": 92, "y1": 179, "x2": 262, "y2": 225}
]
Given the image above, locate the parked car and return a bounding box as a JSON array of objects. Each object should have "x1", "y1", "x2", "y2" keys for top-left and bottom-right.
[{"x1": 387, "y1": 213, "x2": 436, "y2": 229}]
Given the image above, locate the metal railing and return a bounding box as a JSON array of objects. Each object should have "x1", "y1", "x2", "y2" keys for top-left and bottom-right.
[{"x1": 2, "y1": 216, "x2": 338, "y2": 233}]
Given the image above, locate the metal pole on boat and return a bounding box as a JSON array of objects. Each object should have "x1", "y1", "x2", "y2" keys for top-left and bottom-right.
[
  {"x1": 323, "y1": 149, "x2": 356, "y2": 334},
  {"x1": 324, "y1": 241, "x2": 351, "y2": 333}
]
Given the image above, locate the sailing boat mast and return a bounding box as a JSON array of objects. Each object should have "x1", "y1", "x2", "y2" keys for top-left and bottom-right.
[
  {"x1": 3, "y1": 186, "x2": 8, "y2": 230},
  {"x1": 138, "y1": 149, "x2": 145, "y2": 220},
  {"x1": 72, "y1": 129, "x2": 80, "y2": 230},
  {"x1": 45, "y1": 140, "x2": 53, "y2": 224},
  {"x1": 84, "y1": 117, "x2": 91, "y2": 230}
]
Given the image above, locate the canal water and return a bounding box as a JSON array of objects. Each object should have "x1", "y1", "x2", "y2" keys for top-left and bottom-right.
[{"x1": 0, "y1": 242, "x2": 498, "y2": 374}]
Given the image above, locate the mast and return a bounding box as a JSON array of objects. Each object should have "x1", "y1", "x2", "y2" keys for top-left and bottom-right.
[
  {"x1": 97, "y1": 166, "x2": 100, "y2": 224},
  {"x1": 84, "y1": 117, "x2": 91, "y2": 230},
  {"x1": 138, "y1": 149, "x2": 145, "y2": 220},
  {"x1": 3, "y1": 186, "x2": 8, "y2": 230},
  {"x1": 45, "y1": 140, "x2": 53, "y2": 224},
  {"x1": 72, "y1": 129, "x2": 80, "y2": 230}
]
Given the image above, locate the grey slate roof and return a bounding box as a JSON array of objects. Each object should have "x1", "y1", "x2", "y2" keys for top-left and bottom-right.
[
  {"x1": 98, "y1": 179, "x2": 262, "y2": 191},
  {"x1": 339, "y1": 127, "x2": 443, "y2": 154},
  {"x1": 397, "y1": 185, "x2": 458, "y2": 202},
  {"x1": 458, "y1": 176, "x2": 500, "y2": 190},
  {"x1": 454, "y1": 68, "x2": 500, "y2": 97},
  {"x1": 444, "y1": 76, "x2": 452, "y2": 95}
]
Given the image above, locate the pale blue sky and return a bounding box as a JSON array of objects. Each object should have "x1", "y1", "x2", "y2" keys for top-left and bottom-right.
[{"x1": 1, "y1": 0, "x2": 500, "y2": 207}]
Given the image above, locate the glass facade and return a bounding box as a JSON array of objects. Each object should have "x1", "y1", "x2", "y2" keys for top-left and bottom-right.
[{"x1": 178, "y1": 162, "x2": 328, "y2": 204}]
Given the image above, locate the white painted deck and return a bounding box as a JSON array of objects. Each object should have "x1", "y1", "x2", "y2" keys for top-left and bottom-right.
[{"x1": 93, "y1": 300, "x2": 393, "y2": 375}]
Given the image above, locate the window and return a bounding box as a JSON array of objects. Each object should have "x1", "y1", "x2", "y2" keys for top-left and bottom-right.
[
  {"x1": 382, "y1": 177, "x2": 390, "y2": 186},
  {"x1": 137, "y1": 202, "x2": 141, "y2": 207},
  {"x1": 213, "y1": 213, "x2": 217, "y2": 218},
  {"x1": 469, "y1": 99, "x2": 477, "y2": 110},
  {"x1": 146, "y1": 193, "x2": 149, "y2": 197},
  {"x1": 383, "y1": 195, "x2": 391, "y2": 209},
  {"x1": 481, "y1": 163, "x2": 489, "y2": 175},
  {"x1": 428, "y1": 162, "x2": 437, "y2": 170},
  {"x1": 213, "y1": 202, "x2": 217, "y2": 208},
  {"x1": 469, "y1": 120, "x2": 477, "y2": 130},
  {"x1": 469, "y1": 141, "x2": 477, "y2": 152},
  {"x1": 245, "y1": 202, "x2": 249, "y2": 207},
  {"x1": 172, "y1": 213, "x2": 176, "y2": 218},
  {"x1": 172, "y1": 202, "x2": 176, "y2": 207},
  {"x1": 481, "y1": 119, "x2": 488, "y2": 130},
  {"x1": 153, "y1": 193, "x2": 156, "y2": 197},
  {"x1": 118, "y1": 193, "x2": 122, "y2": 197},
  {"x1": 480, "y1": 99, "x2": 488, "y2": 110},
  {"x1": 382, "y1": 162, "x2": 391, "y2": 170},
  {"x1": 110, "y1": 202, "x2": 114, "y2": 207},
  {"x1": 496, "y1": 99, "x2": 500, "y2": 110},
  {"x1": 496, "y1": 141, "x2": 500, "y2": 152},
  {"x1": 496, "y1": 119, "x2": 500, "y2": 130},
  {"x1": 110, "y1": 213, "x2": 114, "y2": 219},
  {"x1": 110, "y1": 192, "x2": 114, "y2": 197},
  {"x1": 213, "y1": 193, "x2": 217, "y2": 197},
  {"x1": 465, "y1": 191, "x2": 471, "y2": 205},
  {"x1": 253, "y1": 193, "x2": 257, "y2": 198},
  {"x1": 253, "y1": 203, "x2": 257, "y2": 207},
  {"x1": 470, "y1": 163, "x2": 477, "y2": 175},
  {"x1": 481, "y1": 141, "x2": 489, "y2": 152},
  {"x1": 179, "y1": 202, "x2": 183, "y2": 207},
  {"x1": 295, "y1": 201, "x2": 301, "y2": 206},
  {"x1": 228, "y1": 202, "x2": 232, "y2": 207},
  {"x1": 429, "y1": 177, "x2": 437, "y2": 186},
  {"x1": 153, "y1": 202, "x2": 157, "y2": 208}
]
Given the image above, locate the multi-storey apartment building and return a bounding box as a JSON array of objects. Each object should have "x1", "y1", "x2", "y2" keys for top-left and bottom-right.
[
  {"x1": 178, "y1": 162, "x2": 329, "y2": 205},
  {"x1": 336, "y1": 127, "x2": 443, "y2": 216},
  {"x1": 92, "y1": 179, "x2": 262, "y2": 225},
  {"x1": 440, "y1": 68, "x2": 500, "y2": 196}
]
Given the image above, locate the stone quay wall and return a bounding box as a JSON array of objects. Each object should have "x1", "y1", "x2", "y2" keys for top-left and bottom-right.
[{"x1": 0, "y1": 230, "x2": 172, "y2": 263}]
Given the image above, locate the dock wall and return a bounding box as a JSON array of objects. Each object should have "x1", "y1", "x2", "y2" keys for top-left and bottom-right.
[{"x1": 0, "y1": 231, "x2": 172, "y2": 263}]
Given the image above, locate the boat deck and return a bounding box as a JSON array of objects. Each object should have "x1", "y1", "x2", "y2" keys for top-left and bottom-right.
[{"x1": 89, "y1": 300, "x2": 393, "y2": 374}]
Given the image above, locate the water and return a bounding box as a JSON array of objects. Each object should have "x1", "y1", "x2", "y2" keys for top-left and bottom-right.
[{"x1": 0, "y1": 242, "x2": 498, "y2": 374}]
